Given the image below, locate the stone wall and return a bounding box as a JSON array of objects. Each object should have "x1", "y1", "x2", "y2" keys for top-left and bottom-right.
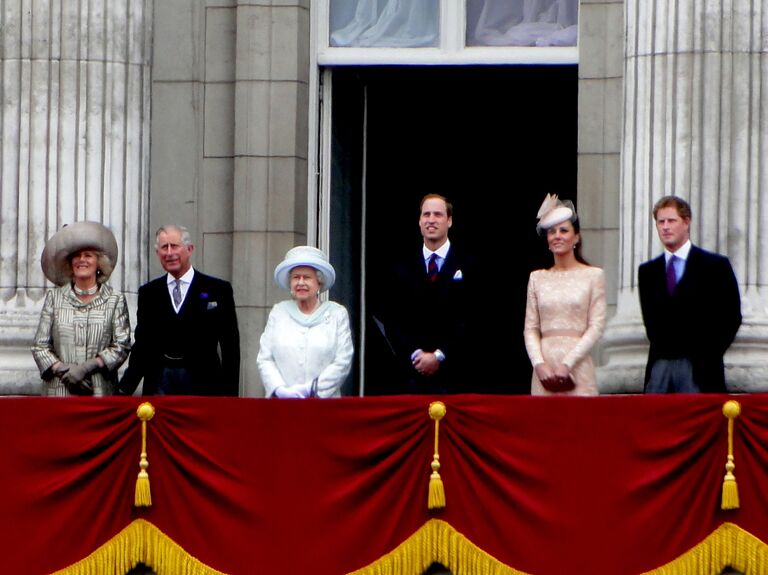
[{"x1": 151, "y1": 0, "x2": 311, "y2": 396}]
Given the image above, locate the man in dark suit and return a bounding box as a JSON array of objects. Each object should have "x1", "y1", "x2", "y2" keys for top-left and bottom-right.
[
  {"x1": 119, "y1": 225, "x2": 240, "y2": 396},
  {"x1": 638, "y1": 196, "x2": 741, "y2": 393},
  {"x1": 385, "y1": 194, "x2": 474, "y2": 394}
]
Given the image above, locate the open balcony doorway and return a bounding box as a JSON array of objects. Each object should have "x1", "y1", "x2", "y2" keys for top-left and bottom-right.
[{"x1": 327, "y1": 65, "x2": 577, "y2": 396}]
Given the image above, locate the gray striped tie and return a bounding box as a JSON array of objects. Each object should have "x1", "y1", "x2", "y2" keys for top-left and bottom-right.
[{"x1": 173, "y1": 279, "x2": 182, "y2": 308}]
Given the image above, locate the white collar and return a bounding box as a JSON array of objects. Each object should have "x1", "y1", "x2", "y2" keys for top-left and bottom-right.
[
  {"x1": 423, "y1": 239, "x2": 451, "y2": 261},
  {"x1": 665, "y1": 240, "x2": 692, "y2": 263},
  {"x1": 167, "y1": 267, "x2": 195, "y2": 286}
]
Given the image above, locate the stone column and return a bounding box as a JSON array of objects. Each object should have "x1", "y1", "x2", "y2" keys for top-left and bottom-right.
[
  {"x1": 0, "y1": 0, "x2": 152, "y2": 393},
  {"x1": 232, "y1": 1, "x2": 310, "y2": 397},
  {"x1": 599, "y1": 0, "x2": 768, "y2": 392}
]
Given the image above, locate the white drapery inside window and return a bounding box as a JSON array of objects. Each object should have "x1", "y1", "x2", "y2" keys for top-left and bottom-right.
[
  {"x1": 467, "y1": 0, "x2": 578, "y2": 47},
  {"x1": 330, "y1": 0, "x2": 440, "y2": 47}
]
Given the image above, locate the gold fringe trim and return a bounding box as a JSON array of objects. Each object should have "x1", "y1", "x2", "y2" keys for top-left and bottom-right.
[
  {"x1": 428, "y1": 401, "x2": 446, "y2": 510},
  {"x1": 347, "y1": 519, "x2": 531, "y2": 575},
  {"x1": 641, "y1": 522, "x2": 768, "y2": 575},
  {"x1": 46, "y1": 518, "x2": 768, "y2": 575},
  {"x1": 721, "y1": 400, "x2": 741, "y2": 510},
  {"x1": 50, "y1": 519, "x2": 228, "y2": 575},
  {"x1": 348, "y1": 520, "x2": 768, "y2": 575},
  {"x1": 135, "y1": 402, "x2": 155, "y2": 508}
]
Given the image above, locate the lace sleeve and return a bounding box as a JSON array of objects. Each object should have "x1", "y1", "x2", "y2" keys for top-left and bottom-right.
[
  {"x1": 523, "y1": 273, "x2": 545, "y2": 366},
  {"x1": 562, "y1": 270, "x2": 606, "y2": 369}
]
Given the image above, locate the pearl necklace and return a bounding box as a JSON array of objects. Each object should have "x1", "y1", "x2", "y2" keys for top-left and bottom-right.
[{"x1": 73, "y1": 284, "x2": 99, "y2": 296}]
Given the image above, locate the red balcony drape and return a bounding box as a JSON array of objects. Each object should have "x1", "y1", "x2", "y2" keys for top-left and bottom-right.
[{"x1": 2, "y1": 394, "x2": 768, "y2": 575}]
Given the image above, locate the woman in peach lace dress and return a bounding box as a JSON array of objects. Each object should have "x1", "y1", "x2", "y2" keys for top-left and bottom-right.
[{"x1": 524, "y1": 195, "x2": 606, "y2": 396}]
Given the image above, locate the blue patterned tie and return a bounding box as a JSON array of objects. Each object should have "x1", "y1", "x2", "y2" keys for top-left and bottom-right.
[
  {"x1": 666, "y1": 255, "x2": 677, "y2": 294},
  {"x1": 427, "y1": 253, "x2": 439, "y2": 283}
]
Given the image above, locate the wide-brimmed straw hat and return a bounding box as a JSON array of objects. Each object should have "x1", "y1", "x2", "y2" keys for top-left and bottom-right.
[
  {"x1": 536, "y1": 193, "x2": 577, "y2": 235},
  {"x1": 41, "y1": 222, "x2": 118, "y2": 286},
  {"x1": 274, "y1": 246, "x2": 336, "y2": 292}
]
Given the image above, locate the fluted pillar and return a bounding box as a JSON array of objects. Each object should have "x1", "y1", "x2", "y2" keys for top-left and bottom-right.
[
  {"x1": 0, "y1": 0, "x2": 152, "y2": 393},
  {"x1": 599, "y1": 0, "x2": 768, "y2": 392}
]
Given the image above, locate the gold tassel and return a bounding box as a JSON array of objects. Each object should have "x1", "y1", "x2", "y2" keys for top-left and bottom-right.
[
  {"x1": 721, "y1": 400, "x2": 741, "y2": 510},
  {"x1": 135, "y1": 402, "x2": 155, "y2": 508},
  {"x1": 428, "y1": 401, "x2": 447, "y2": 510}
]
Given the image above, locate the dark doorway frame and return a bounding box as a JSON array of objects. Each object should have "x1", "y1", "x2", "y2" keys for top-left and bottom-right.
[{"x1": 329, "y1": 65, "x2": 578, "y2": 395}]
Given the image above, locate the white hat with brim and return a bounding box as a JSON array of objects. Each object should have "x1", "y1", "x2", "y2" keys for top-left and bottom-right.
[
  {"x1": 274, "y1": 246, "x2": 336, "y2": 292},
  {"x1": 41, "y1": 222, "x2": 119, "y2": 286}
]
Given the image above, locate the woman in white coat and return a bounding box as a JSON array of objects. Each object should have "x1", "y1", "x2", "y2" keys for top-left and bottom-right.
[{"x1": 257, "y1": 246, "x2": 353, "y2": 398}]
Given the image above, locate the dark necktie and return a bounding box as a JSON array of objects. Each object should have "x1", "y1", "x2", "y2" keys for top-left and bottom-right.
[
  {"x1": 427, "y1": 253, "x2": 439, "y2": 283},
  {"x1": 666, "y1": 255, "x2": 678, "y2": 294},
  {"x1": 173, "y1": 279, "x2": 182, "y2": 308}
]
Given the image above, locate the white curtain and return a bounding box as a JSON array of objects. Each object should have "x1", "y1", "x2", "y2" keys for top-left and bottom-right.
[
  {"x1": 330, "y1": 0, "x2": 440, "y2": 47},
  {"x1": 467, "y1": 0, "x2": 578, "y2": 47}
]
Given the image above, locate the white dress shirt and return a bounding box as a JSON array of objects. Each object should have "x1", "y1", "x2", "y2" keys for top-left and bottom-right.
[
  {"x1": 167, "y1": 268, "x2": 195, "y2": 313},
  {"x1": 422, "y1": 239, "x2": 451, "y2": 273},
  {"x1": 664, "y1": 239, "x2": 691, "y2": 283}
]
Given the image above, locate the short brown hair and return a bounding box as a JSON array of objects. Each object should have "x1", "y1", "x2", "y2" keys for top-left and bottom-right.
[
  {"x1": 419, "y1": 194, "x2": 453, "y2": 218},
  {"x1": 653, "y1": 196, "x2": 692, "y2": 221}
]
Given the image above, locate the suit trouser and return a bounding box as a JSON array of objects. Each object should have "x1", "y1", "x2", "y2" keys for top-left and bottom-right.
[
  {"x1": 645, "y1": 358, "x2": 699, "y2": 393},
  {"x1": 157, "y1": 357, "x2": 194, "y2": 395}
]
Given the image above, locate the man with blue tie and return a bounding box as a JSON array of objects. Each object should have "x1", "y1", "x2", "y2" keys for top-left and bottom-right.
[
  {"x1": 119, "y1": 225, "x2": 240, "y2": 396},
  {"x1": 386, "y1": 194, "x2": 474, "y2": 394},
  {"x1": 638, "y1": 196, "x2": 741, "y2": 393}
]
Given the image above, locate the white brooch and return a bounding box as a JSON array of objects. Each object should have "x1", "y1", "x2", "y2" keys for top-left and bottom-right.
[{"x1": 453, "y1": 270, "x2": 463, "y2": 280}]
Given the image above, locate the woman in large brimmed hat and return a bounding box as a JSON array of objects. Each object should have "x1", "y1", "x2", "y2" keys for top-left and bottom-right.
[
  {"x1": 31, "y1": 222, "x2": 131, "y2": 396},
  {"x1": 257, "y1": 246, "x2": 353, "y2": 398},
  {"x1": 523, "y1": 194, "x2": 606, "y2": 396}
]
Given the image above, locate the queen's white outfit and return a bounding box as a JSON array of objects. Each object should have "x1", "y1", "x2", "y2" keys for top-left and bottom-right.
[{"x1": 257, "y1": 300, "x2": 353, "y2": 398}]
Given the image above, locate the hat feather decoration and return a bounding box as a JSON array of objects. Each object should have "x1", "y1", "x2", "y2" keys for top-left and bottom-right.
[{"x1": 537, "y1": 193, "x2": 560, "y2": 219}]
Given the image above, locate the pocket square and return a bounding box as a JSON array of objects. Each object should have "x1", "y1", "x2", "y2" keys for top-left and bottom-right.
[
  {"x1": 453, "y1": 270, "x2": 463, "y2": 280},
  {"x1": 207, "y1": 301, "x2": 218, "y2": 310}
]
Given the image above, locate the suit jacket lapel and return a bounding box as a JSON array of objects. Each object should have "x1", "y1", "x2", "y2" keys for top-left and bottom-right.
[
  {"x1": 648, "y1": 255, "x2": 667, "y2": 296},
  {"x1": 413, "y1": 245, "x2": 458, "y2": 283},
  {"x1": 439, "y1": 246, "x2": 457, "y2": 280},
  {"x1": 675, "y1": 245, "x2": 700, "y2": 294},
  {"x1": 178, "y1": 271, "x2": 200, "y2": 315},
  {"x1": 418, "y1": 246, "x2": 455, "y2": 282},
  {"x1": 155, "y1": 276, "x2": 176, "y2": 312}
]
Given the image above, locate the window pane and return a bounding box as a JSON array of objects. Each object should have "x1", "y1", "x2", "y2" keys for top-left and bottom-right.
[
  {"x1": 330, "y1": 0, "x2": 439, "y2": 48},
  {"x1": 466, "y1": 0, "x2": 578, "y2": 47}
]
